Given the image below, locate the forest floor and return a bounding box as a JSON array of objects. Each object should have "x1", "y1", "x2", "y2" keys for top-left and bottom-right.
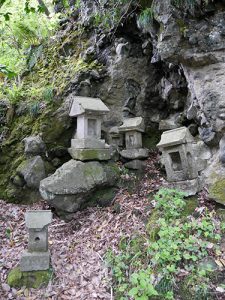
[{"x1": 0, "y1": 152, "x2": 165, "y2": 300}]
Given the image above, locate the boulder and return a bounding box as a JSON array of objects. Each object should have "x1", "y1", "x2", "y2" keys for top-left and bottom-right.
[
  {"x1": 39, "y1": 160, "x2": 119, "y2": 214},
  {"x1": 23, "y1": 135, "x2": 46, "y2": 156},
  {"x1": 16, "y1": 156, "x2": 46, "y2": 189},
  {"x1": 124, "y1": 159, "x2": 146, "y2": 170}
]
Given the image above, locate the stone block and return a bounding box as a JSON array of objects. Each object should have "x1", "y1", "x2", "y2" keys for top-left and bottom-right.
[
  {"x1": 28, "y1": 229, "x2": 48, "y2": 252},
  {"x1": 120, "y1": 148, "x2": 149, "y2": 160},
  {"x1": 20, "y1": 251, "x2": 50, "y2": 272},
  {"x1": 25, "y1": 210, "x2": 52, "y2": 229},
  {"x1": 165, "y1": 178, "x2": 201, "y2": 196},
  {"x1": 68, "y1": 148, "x2": 111, "y2": 161},
  {"x1": 124, "y1": 160, "x2": 146, "y2": 170},
  {"x1": 125, "y1": 131, "x2": 142, "y2": 149},
  {"x1": 71, "y1": 138, "x2": 106, "y2": 149},
  {"x1": 119, "y1": 117, "x2": 145, "y2": 132}
]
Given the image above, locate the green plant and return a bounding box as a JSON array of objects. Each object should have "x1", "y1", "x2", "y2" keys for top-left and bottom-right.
[
  {"x1": 29, "y1": 101, "x2": 41, "y2": 117},
  {"x1": 42, "y1": 85, "x2": 54, "y2": 102},
  {"x1": 5, "y1": 83, "x2": 25, "y2": 104},
  {"x1": 129, "y1": 269, "x2": 158, "y2": 299},
  {"x1": 154, "y1": 188, "x2": 187, "y2": 219},
  {"x1": 106, "y1": 188, "x2": 223, "y2": 299},
  {"x1": 138, "y1": 7, "x2": 153, "y2": 28}
]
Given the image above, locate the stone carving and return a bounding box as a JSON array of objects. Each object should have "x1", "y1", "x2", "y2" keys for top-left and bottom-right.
[
  {"x1": 157, "y1": 127, "x2": 210, "y2": 195},
  {"x1": 119, "y1": 117, "x2": 149, "y2": 167},
  {"x1": 68, "y1": 96, "x2": 111, "y2": 161},
  {"x1": 20, "y1": 210, "x2": 52, "y2": 272}
]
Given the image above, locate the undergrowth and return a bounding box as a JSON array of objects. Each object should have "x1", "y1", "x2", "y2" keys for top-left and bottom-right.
[{"x1": 106, "y1": 189, "x2": 225, "y2": 300}]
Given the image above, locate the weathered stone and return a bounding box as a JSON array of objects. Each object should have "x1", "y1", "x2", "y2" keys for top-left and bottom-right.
[
  {"x1": 69, "y1": 96, "x2": 109, "y2": 117},
  {"x1": 124, "y1": 160, "x2": 146, "y2": 170},
  {"x1": 16, "y1": 156, "x2": 46, "y2": 189},
  {"x1": 209, "y1": 178, "x2": 225, "y2": 206},
  {"x1": 68, "y1": 148, "x2": 111, "y2": 161},
  {"x1": 157, "y1": 127, "x2": 199, "y2": 182},
  {"x1": 23, "y1": 135, "x2": 46, "y2": 156},
  {"x1": 165, "y1": 178, "x2": 202, "y2": 196},
  {"x1": 118, "y1": 117, "x2": 145, "y2": 133},
  {"x1": 71, "y1": 138, "x2": 106, "y2": 149},
  {"x1": 39, "y1": 160, "x2": 119, "y2": 214},
  {"x1": 20, "y1": 251, "x2": 50, "y2": 272},
  {"x1": 120, "y1": 148, "x2": 149, "y2": 159},
  {"x1": 25, "y1": 210, "x2": 52, "y2": 229},
  {"x1": 25, "y1": 210, "x2": 52, "y2": 253},
  {"x1": 219, "y1": 134, "x2": 225, "y2": 164}
]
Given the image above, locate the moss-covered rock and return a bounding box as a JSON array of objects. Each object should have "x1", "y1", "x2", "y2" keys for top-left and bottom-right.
[
  {"x1": 209, "y1": 179, "x2": 225, "y2": 206},
  {"x1": 182, "y1": 196, "x2": 198, "y2": 218},
  {"x1": 39, "y1": 160, "x2": 120, "y2": 216},
  {"x1": 7, "y1": 267, "x2": 53, "y2": 289}
]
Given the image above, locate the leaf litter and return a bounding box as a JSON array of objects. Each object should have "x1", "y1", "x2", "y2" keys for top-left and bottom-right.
[{"x1": 0, "y1": 151, "x2": 224, "y2": 299}]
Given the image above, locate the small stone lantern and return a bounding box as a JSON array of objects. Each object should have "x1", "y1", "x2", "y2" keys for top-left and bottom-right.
[
  {"x1": 157, "y1": 127, "x2": 198, "y2": 182},
  {"x1": 119, "y1": 117, "x2": 144, "y2": 149},
  {"x1": 20, "y1": 210, "x2": 52, "y2": 272},
  {"x1": 108, "y1": 126, "x2": 123, "y2": 148},
  {"x1": 119, "y1": 117, "x2": 149, "y2": 161},
  {"x1": 68, "y1": 96, "x2": 111, "y2": 161}
]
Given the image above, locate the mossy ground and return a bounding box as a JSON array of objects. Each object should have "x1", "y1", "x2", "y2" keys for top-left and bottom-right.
[{"x1": 7, "y1": 267, "x2": 53, "y2": 289}]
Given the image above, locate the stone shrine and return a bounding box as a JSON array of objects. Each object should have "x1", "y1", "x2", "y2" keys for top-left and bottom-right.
[
  {"x1": 108, "y1": 126, "x2": 123, "y2": 148},
  {"x1": 119, "y1": 117, "x2": 149, "y2": 162},
  {"x1": 157, "y1": 127, "x2": 206, "y2": 195},
  {"x1": 68, "y1": 96, "x2": 111, "y2": 161},
  {"x1": 20, "y1": 210, "x2": 52, "y2": 272}
]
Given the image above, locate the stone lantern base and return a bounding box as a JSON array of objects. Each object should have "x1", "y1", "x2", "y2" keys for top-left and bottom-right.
[
  {"x1": 120, "y1": 148, "x2": 149, "y2": 160},
  {"x1": 165, "y1": 178, "x2": 202, "y2": 196},
  {"x1": 20, "y1": 251, "x2": 50, "y2": 272},
  {"x1": 68, "y1": 148, "x2": 111, "y2": 161}
]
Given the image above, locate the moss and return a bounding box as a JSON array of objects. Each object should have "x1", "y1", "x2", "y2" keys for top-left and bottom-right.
[
  {"x1": 181, "y1": 196, "x2": 198, "y2": 218},
  {"x1": 146, "y1": 210, "x2": 161, "y2": 241},
  {"x1": 209, "y1": 179, "x2": 225, "y2": 205},
  {"x1": 176, "y1": 19, "x2": 188, "y2": 36},
  {"x1": 217, "y1": 208, "x2": 225, "y2": 221},
  {"x1": 7, "y1": 267, "x2": 53, "y2": 289},
  {"x1": 90, "y1": 187, "x2": 117, "y2": 207}
]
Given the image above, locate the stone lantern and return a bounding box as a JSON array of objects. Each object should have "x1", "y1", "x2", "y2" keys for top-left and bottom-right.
[
  {"x1": 157, "y1": 127, "x2": 198, "y2": 182},
  {"x1": 20, "y1": 210, "x2": 52, "y2": 272},
  {"x1": 119, "y1": 117, "x2": 149, "y2": 161},
  {"x1": 68, "y1": 96, "x2": 111, "y2": 161},
  {"x1": 156, "y1": 127, "x2": 207, "y2": 195},
  {"x1": 108, "y1": 126, "x2": 123, "y2": 148}
]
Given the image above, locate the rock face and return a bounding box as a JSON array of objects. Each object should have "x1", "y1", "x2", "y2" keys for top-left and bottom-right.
[
  {"x1": 2, "y1": 0, "x2": 225, "y2": 206},
  {"x1": 40, "y1": 160, "x2": 119, "y2": 216}
]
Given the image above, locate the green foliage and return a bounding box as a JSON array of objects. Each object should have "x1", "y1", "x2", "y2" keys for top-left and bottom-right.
[
  {"x1": 138, "y1": 7, "x2": 153, "y2": 29},
  {"x1": 4, "y1": 83, "x2": 25, "y2": 104},
  {"x1": 0, "y1": 64, "x2": 17, "y2": 78},
  {"x1": 0, "y1": 0, "x2": 59, "y2": 74},
  {"x1": 106, "y1": 189, "x2": 223, "y2": 299}
]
